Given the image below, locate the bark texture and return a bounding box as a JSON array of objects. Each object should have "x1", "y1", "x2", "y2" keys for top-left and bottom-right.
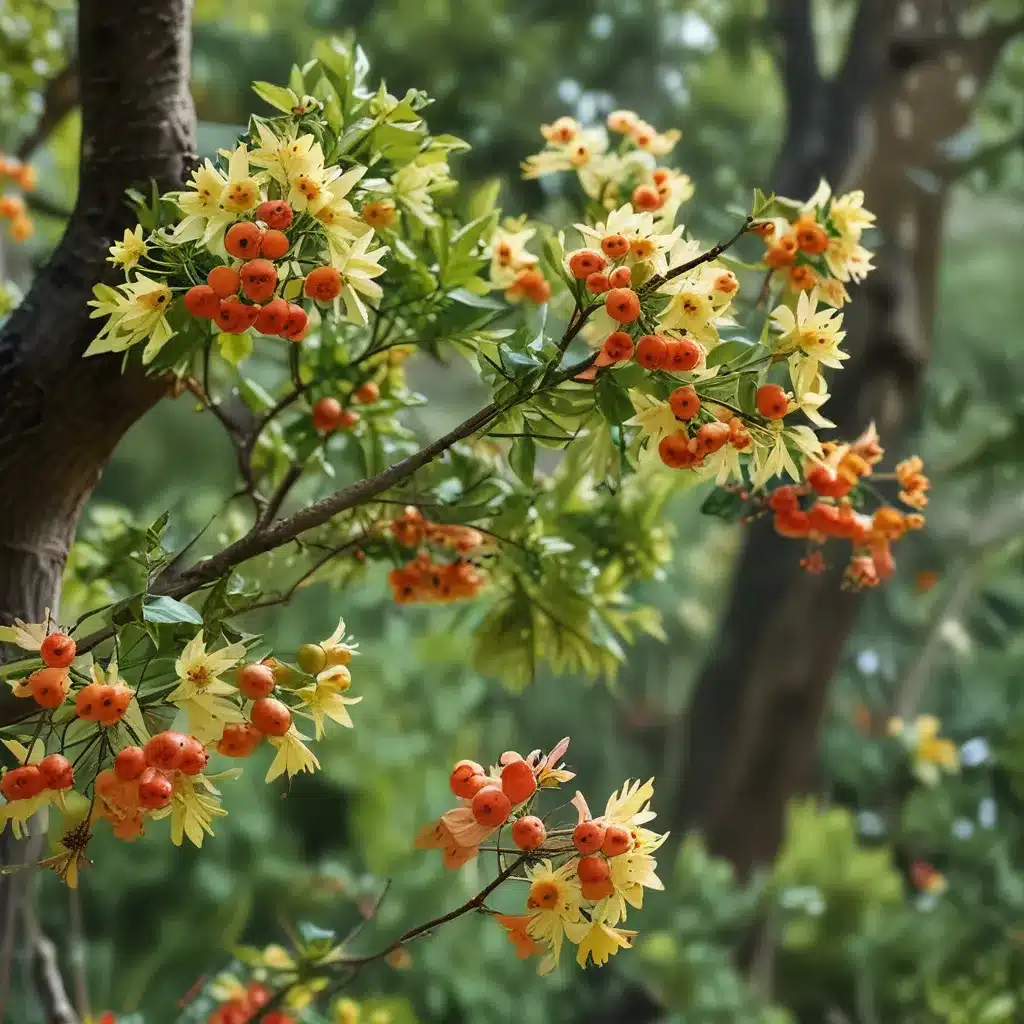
[
  {"x1": 0, "y1": 0, "x2": 196, "y2": 1011},
  {"x1": 674, "y1": 0, "x2": 1016, "y2": 875}
]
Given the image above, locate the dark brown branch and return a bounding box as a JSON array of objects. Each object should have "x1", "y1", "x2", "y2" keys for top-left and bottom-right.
[{"x1": 16, "y1": 62, "x2": 79, "y2": 162}]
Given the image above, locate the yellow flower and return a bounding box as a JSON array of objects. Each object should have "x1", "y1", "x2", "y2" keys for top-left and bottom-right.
[
  {"x1": 266, "y1": 726, "x2": 320, "y2": 782},
  {"x1": 85, "y1": 274, "x2": 175, "y2": 364},
  {"x1": 825, "y1": 235, "x2": 874, "y2": 283},
  {"x1": 789, "y1": 355, "x2": 834, "y2": 428},
  {"x1": 568, "y1": 921, "x2": 636, "y2": 968},
  {"x1": 316, "y1": 617, "x2": 360, "y2": 668},
  {"x1": 167, "y1": 158, "x2": 228, "y2": 244},
  {"x1": 247, "y1": 125, "x2": 320, "y2": 186},
  {"x1": 657, "y1": 284, "x2": 719, "y2": 345},
  {"x1": 769, "y1": 291, "x2": 847, "y2": 370},
  {"x1": 524, "y1": 860, "x2": 584, "y2": 975},
  {"x1": 309, "y1": 165, "x2": 368, "y2": 242},
  {"x1": 535, "y1": 736, "x2": 575, "y2": 788},
  {"x1": 107, "y1": 225, "x2": 148, "y2": 271},
  {"x1": 521, "y1": 129, "x2": 608, "y2": 180},
  {"x1": 296, "y1": 676, "x2": 362, "y2": 738},
  {"x1": 625, "y1": 392, "x2": 683, "y2": 470},
  {"x1": 169, "y1": 630, "x2": 246, "y2": 743},
  {"x1": 158, "y1": 772, "x2": 227, "y2": 847},
  {"x1": 0, "y1": 611, "x2": 50, "y2": 651},
  {"x1": 329, "y1": 230, "x2": 388, "y2": 326},
  {"x1": 829, "y1": 189, "x2": 876, "y2": 241},
  {"x1": 900, "y1": 715, "x2": 959, "y2": 786},
  {"x1": 218, "y1": 143, "x2": 262, "y2": 214},
  {"x1": 603, "y1": 778, "x2": 658, "y2": 829},
  {"x1": 333, "y1": 998, "x2": 361, "y2": 1024},
  {"x1": 387, "y1": 161, "x2": 450, "y2": 227},
  {"x1": 488, "y1": 224, "x2": 538, "y2": 289},
  {"x1": 631, "y1": 120, "x2": 680, "y2": 157}
]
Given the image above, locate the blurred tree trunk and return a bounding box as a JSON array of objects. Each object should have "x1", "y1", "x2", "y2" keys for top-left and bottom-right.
[
  {"x1": 673, "y1": 0, "x2": 1021, "y2": 876},
  {"x1": 0, "y1": 0, "x2": 196, "y2": 1010}
]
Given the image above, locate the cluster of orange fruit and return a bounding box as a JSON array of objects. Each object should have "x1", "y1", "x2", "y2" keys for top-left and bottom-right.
[
  {"x1": 182, "y1": 200, "x2": 338, "y2": 338},
  {"x1": 0, "y1": 152, "x2": 36, "y2": 241},
  {"x1": 205, "y1": 981, "x2": 294, "y2": 1024},
  {"x1": 753, "y1": 214, "x2": 830, "y2": 292},
  {"x1": 310, "y1": 379, "x2": 380, "y2": 434},
  {"x1": 764, "y1": 430, "x2": 929, "y2": 587},
  {"x1": 386, "y1": 506, "x2": 488, "y2": 605}
]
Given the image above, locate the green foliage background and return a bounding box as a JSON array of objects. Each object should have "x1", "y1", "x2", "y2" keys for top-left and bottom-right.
[{"x1": 3, "y1": 1, "x2": 1024, "y2": 1021}]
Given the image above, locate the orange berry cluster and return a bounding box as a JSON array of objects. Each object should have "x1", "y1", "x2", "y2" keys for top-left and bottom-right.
[
  {"x1": 182, "y1": 201, "x2": 340, "y2": 339},
  {"x1": 205, "y1": 981, "x2": 294, "y2": 1024},
  {"x1": 310, "y1": 380, "x2": 379, "y2": 434},
  {"x1": 754, "y1": 213, "x2": 830, "y2": 293},
  {"x1": 1, "y1": 753, "x2": 73, "y2": 802},
  {"x1": 895, "y1": 456, "x2": 930, "y2": 510},
  {"x1": 387, "y1": 506, "x2": 488, "y2": 604},
  {"x1": 452, "y1": 755, "x2": 537, "y2": 829},
  {"x1": 506, "y1": 267, "x2": 552, "y2": 304},
  {"x1": 657, "y1": 399, "x2": 751, "y2": 471},
  {"x1": 0, "y1": 153, "x2": 36, "y2": 241},
  {"x1": 564, "y1": 818, "x2": 635, "y2": 901}
]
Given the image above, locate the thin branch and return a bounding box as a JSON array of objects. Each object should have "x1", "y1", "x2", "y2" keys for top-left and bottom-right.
[
  {"x1": 641, "y1": 215, "x2": 753, "y2": 292},
  {"x1": 23, "y1": 902, "x2": 78, "y2": 1024},
  {"x1": 17, "y1": 62, "x2": 79, "y2": 161},
  {"x1": 259, "y1": 464, "x2": 303, "y2": 526}
]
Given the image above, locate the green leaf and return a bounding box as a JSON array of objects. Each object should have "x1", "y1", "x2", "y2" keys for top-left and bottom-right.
[
  {"x1": 596, "y1": 374, "x2": 635, "y2": 424},
  {"x1": 509, "y1": 436, "x2": 536, "y2": 485},
  {"x1": 448, "y1": 288, "x2": 504, "y2": 310},
  {"x1": 238, "y1": 378, "x2": 277, "y2": 412},
  {"x1": 706, "y1": 339, "x2": 754, "y2": 368},
  {"x1": 217, "y1": 330, "x2": 253, "y2": 367},
  {"x1": 252, "y1": 81, "x2": 300, "y2": 113},
  {"x1": 737, "y1": 376, "x2": 758, "y2": 415},
  {"x1": 142, "y1": 596, "x2": 204, "y2": 626},
  {"x1": 700, "y1": 487, "x2": 746, "y2": 522}
]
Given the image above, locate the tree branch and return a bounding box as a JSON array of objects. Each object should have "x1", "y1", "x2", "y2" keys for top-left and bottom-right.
[
  {"x1": 16, "y1": 62, "x2": 79, "y2": 162},
  {"x1": 23, "y1": 901, "x2": 78, "y2": 1024}
]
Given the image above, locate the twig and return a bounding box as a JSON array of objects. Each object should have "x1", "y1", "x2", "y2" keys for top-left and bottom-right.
[
  {"x1": 259, "y1": 465, "x2": 303, "y2": 526},
  {"x1": 22, "y1": 901, "x2": 78, "y2": 1024},
  {"x1": 640, "y1": 216, "x2": 753, "y2": 293},
  {"x1": 67, "y1": 884, "x2": 89, "y2": 1019}
]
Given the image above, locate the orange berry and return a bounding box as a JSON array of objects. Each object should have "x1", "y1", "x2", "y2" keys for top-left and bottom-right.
[
  {"x1": 92, "y1": 683, "x2": 131, "y2": 725},
  {"x1": 665, "y1": 337, "x2": 702, "y2": 372},
  {"x1": 254, "y1": 296, "x2": 290, "y2": 335},
  {"x1": 74, "y1": 682, "x2": 106, "y2": 721},
  {"x1": 29, "y1": 667, "x2": 68, "y2": 709},
  {"x1": 184, "y1": 284, "x2": 222, "y2": 318},
  {"x1": 470, "y1": 784, "x2": 511, "y2": 828},
  {"x1": 236, "y1": 663, "x2": 276, "y2": 700},
  {"x1": 216, "y1": 723, "x2": 264, "y2": 758},
  {"x1": 568, "y1": 249, "x2": 606, "y2": 279},
  {"x1": 144, "y1": 731, "x2": 189, "y2": 772},
  {"x1": 585, "y1": 271, "x2": 610, "y2": 294},
  {"x1": 9, "y1": 216, "x2": 32, "y2": 241},
  {"x1": 279, "y1": 304, "x2": 309, "y2": 342},
  {"x1": 337, "y1": 409, "x2": 360, "y2": 430},
  {"x1": 312, "y1": 397, "x2": 343, "y2": 433},
  {"x1": 114, "y1": 746, "x2": 147, "y2": 781},
  {"x1": 250, "y1": 697, "x2": 291, "y2": 737},
  {"x1": 527, "y1": 879, "x2": 561, "y2": 910},
  {"x1": 260, "y1": 229, "x2": 290, "y2": 260},
  {"x1": 38, "y1": 754, "x2": 73, "y2": 790},
  {"x1": 600, "y1": 234, "x2": 630, "y2": 259},
  {"x1": 1, "y1": 765, "x2": 44, "y2": 801},
  {"x1": 239, "y1": 259, "x2": 278, "y2": 303},
  {"x1": 581, "y1": 877, "x2": 615, "y2": 901},
  {"x1": 362, "y1": 200, "x2": 397, "y2": 229},
  {"x1": 756, "y1": 383, "x2": 788, "y2": 420},
  {"x1": 215, "y1": 296, "x2": 258, "y2": 335},
  {"x1": 658, "y1": 432, "x2": 695, "y2": 469},
  {"x1": 635, "y1": 334, "x2": 668, "y2": 369},
  {"x1": 605, "y1": 287, "x2": 640, "y2": 323},
  {"x1": 577, "y1": 854, "x2": 610, "y2": 885},
  {"x1": 304, "y1": 266, "x2": 343, "y2": 303},
  {"x1": 138, "y1": 767, "x2": 172, "y2": 809},
  {"x1": 449, "y1": 759, "x2": 486, "y2": 799},
  {"x1": 789, "y1": 264, "x2": 817, "y2": 291},
  {"x1": 177, "y1": 736, "x2": 209, "y2": 776},
  {"x1": 608, "y1": 266, "x2": 632, "y2": 288},
  {"x1": 795, "y1": 219, "x2": 828, "y2": 254},
  {"x1": 353, "y1": 381, "x2": 380, "y2": 404},
  {"x1": 256, "y1": 200, "x2": 293, "y2": 230},
  {"x1": 511, "y1": 815, "x2": 547, "y2": 851},
  {"x1": 764, "y1": 233, "x2": 798, "y2": 268},
  {"x1": 695, "y1": 421, "x2": 730, "y2": 455},
  {"x1": 573, "y1": 819, "x2": 607, "y2": 855},
  {"x1": 601, "y1": 824, "x2": 632, "y2": 857},
  {"x1": 500, "y1": 759, "x2": 537, "y2": 805},
  {"x1": 669, "y1": 385, "x2": 700, "y2": 420},
  {"x1": 602, "y1": 331, "x2": 634, "y2": 363},
  {"x1": 40, "y1": 632, "x2": 76, "y2": 668},
  {"x1": 632, "y1": 184, "x2": 662, "y2": 211},
  {"x1": 224, "y1": 221, "x2": 263, "y2": 259},
  {"x1": 207, "y1": 265, "x2": 240, "y2": 298}
]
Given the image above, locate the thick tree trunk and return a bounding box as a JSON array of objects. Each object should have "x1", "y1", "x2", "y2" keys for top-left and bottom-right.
[
  {"x1": 0, "y1": 0, "x2": 196, "y2": 1010},
  {"x1": 673, "y1": 0, "x2": 1012, "y2": 875}
]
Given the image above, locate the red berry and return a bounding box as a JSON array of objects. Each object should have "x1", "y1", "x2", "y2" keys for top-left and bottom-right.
[
  {"x1": 38, "y1": 754, "x2": 73, "y2": 790},
  {"x1": 184, "y1": 284, "x2": 221, "y2": 319},
  {"x1": 572, "y1": 819, "x2": 607, "y2": 854},
  {"x1": 239, "y1": 259, "x2": 278, "y2": 303},
  {"x1": 669, "y1": 385, "x2": 701, "y2": 420},
  {"x1": 207, "y1": 265, "x2": 240, "y2": 298},
  {"x1": 585, "y1": 272, "x2": 610, "y2": 294},
  {"x1": 605, "y1": 288, "x2": 640, "y2": 323},
  {"x1": 337, "y1": 409, "x2": 360, "y2": 430},
  {"x1": 600, "y1": 234, "x2": 630, "y2": 259},
  {"x1": 96, "y1": 684, "x2": 132, "y2": 726},
  {"x1": 236, "y1": 663, "x2": 276, "y2": 699},
  {"x1": 138, "y1": 767, "x2": 173, "y2": 809},
  {"x1": 177, "y1": 736, "x2": 209, "y2": 776},
  {"x1": 511, "y1": 815, "x2": 547, "y2": 851},
  {"x1": 632, "y1": 184, "x2": 662, "y2": 211},
  {"x1": 74, "y1": 682, "x2": 106, "y2": 721},
  {"x1": 216, "y1": 723, "x2": 263, "y2": 758},
  {"x1": 577, "y1": 854, "x2": 610, "y2": 885},
  {"x1": 279, "y1": 304, "x2": 309, "y2": 342},
  {"x1": 635, "y1": 334, "x2": 668, "y2": 369},
  {"x1": 143, "y1": 731, "x2": 189, "y2": 772},
  {"x1": 471, "y1": 784, "x2": 511, "y2": 828},
  {"x1": 114, "y1": 746, "x2": 147, "y2": 781},
  {"x1": 260, "y1": 229, "x2": 290, "y2": 260},
  {"x1": 311, "y1": 397, "x2": 343, "y2": 434},
  {"x1": 225, "y1": 221, "x2": 263, "y2": 259},
  {"x1": 250, "y1": 697, "x2": 291, "y2": 737},
  {"x1": 608, "y1": 266, "x2": 632, "y2": 288},
  {"x1": 304, "y1": 266, "x2": 343, "y2": 303},
  {"x1": 29, "y1": 667, "x2": 67, "y2": 709},
  {"x1": 568, "y1": 249, "x2": 606, "y2": 279},
  {"x1": 1, "y1": 765, "x2": 44, "y2": 801},
  {"x1": 602, "y1": 331, "x2": 634, "y2": 363},
  {"x1": 40, "y1": 632, "x2": 76, "y2": 668},
  {"x1": 601, "y1": 824, "x2": 633, "y2": 857},
  {"x1": 500, "y1": 759, "x2": 537, "y2": 805},
  {"x1": 581, "y1": 877, "x2": 615, "y2": 901},
  {"x1": 353, "y1": 381, "x2": 380, "y2": 404},
  {"x1": 756, "y1": 383, "x2": 789, "y2": 420},
  {"x1": 665, "y1": 336, "x2": 701, "y2": 372},
  {"x1": 254, "y1": 296, "x2": 290, "y2": 335},
  {"x1": 256, "y1": 200, "x2": 293, "y2": 230},
  {"x1": 449, "y1": 759, "x2": 486, "y2": 799}
]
